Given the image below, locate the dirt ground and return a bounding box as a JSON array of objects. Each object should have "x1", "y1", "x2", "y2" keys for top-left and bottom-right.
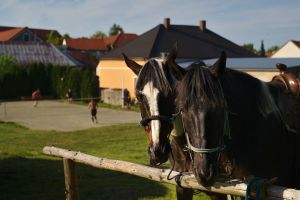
[{"x1": 0, "y1": 100, "x2": 140, "y2": 131}]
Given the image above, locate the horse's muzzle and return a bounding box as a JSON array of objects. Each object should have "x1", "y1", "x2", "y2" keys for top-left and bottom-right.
[
  {"x1": 193, "y1": 164, "x2": 217, "y2": 187},
  {"x1": 148, "y1": 142, "x2": 171, "y2": 166}
]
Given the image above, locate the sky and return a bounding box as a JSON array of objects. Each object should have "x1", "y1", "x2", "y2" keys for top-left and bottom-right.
[{"x1": 0, "y1": 0, "x2": 299, "y2": 49}]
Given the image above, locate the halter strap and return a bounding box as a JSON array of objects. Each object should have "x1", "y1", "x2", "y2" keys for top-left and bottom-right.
[
  {"x1": 140, "y1": 115, "x2": 173, "y2": 126},
  {"x1": 184, "y1": 131, "x2": 226, "y2": 153},
  {"x1": 139, "y1": 109, "x2": 181, "y2": 127},
  {"x1": 180, "y1": 110, "x2": 226, "y2": 154}
]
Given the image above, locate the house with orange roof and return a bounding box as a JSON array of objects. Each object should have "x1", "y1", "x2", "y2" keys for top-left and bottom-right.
[
  {"x1": 62, "y1": 33, "x2": 138, "y2": 72},
  {"x1": 272, "y1": 40, "x2": 300, "y2": 58},
  {"x1": 63, "y1": 33, "x2": 138, "y2": 55},
  {"x1": 0, "y1": 26, "x2": 75, "y2": 66},
  {"x1": 63, "y1": 38, "x2": 108, "y2": 55},
  {"x1": 0, "y1": 26, "x2": 59, "y2": 42},
  {"x1": 104, "y1": 33, "x2": 138, "y2": 50}
]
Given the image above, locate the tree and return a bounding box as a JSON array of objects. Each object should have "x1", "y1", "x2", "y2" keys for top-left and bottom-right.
[
  {"x1": 48, "y1": 30, "x2": 63, "y2": 45},
  {"x1": 267, "y1": 45, "x2": 279, "y2": 53},
  {"x1": 63, "y1": 33, "x2": 71, "y2": 39},
  {"x1": 109, "y1": 24, "x2": 124, "y2": 36},
  {"x1": 90, "y1": 31, "x2": 107, "y2": 38},
  {"x1": 242, "y1": 43, "x2": 257, "y2": 54},
  {"x1": 259, "y1": 40, "x2": 266, "y2": 57}
]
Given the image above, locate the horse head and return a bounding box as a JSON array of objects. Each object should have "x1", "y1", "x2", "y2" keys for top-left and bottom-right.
[
  {"x1": 123, "y1": 49, "x2": 179, "y2": 166},
  {"x1": 169, "y1": 52, "x2": 229, "y2": 186}
]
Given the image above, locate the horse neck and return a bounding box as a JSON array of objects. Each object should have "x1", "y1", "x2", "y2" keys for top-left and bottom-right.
[
  {"x1": 222, "y1": 70, "x2": 280, "y2": 118},
  {"x1": 222, "y1": 70, "x2": 282, "y2": 136}
]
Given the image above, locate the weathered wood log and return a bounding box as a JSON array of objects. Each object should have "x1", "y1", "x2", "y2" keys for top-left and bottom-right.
[
  {"x1": 43, "y1": 146, "x2": 300, "y2": 200},
  {"x1": 63, "y1": 158, "x2": 79, "y2": 200}
]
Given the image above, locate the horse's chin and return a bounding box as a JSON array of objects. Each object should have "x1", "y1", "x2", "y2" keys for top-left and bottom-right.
[
  {"x1": 193, "y1": 165, "x2": 217, "y2": 187},
  {"x1": 148, "y1": 142, "x2": 171, "y2": 166},
  {"x1": 149, "y1": 153, "x2": 169, "y2": 166}
]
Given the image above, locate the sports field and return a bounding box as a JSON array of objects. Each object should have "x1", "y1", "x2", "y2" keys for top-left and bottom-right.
[{"x1": 0, "y1": 100, "x2": 140, "y2": 131}]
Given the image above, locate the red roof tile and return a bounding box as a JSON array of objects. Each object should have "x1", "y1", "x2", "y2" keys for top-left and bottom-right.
[
  {"x1": 0, "y1": 26, "x2": 59, "y2": 42},
  {"x1": 65, "y1": 38, "x2": 108, "y2": 51},
  {"x1": 0, "y1": 28, "x2": 25, "y2": 41},
  {"x1": 104, "y1": 33, "x2": 138, "y2": 48}
]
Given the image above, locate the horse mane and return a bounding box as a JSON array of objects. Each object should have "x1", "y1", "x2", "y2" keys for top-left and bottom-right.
[
  {"x1": 223, "y1": 69, "x2": 282, "y2": 120},
  {"x1": 136, "y1": 59, "x2": 173, "y2": 96},
  {"x1": 178, "y1": 62, "x2": 225, "y2": 110}
]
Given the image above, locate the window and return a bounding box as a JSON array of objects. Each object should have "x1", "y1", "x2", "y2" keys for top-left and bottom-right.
[{"x1": 23, "y1": 33, "x2": 29, "y2": 41}]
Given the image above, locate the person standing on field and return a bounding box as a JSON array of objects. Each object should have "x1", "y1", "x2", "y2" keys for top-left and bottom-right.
[
  {"x1": 32, "y1": 89, "x2": 41, "y2": 107},
  {"x1": 88, "y1": 99, "x2": 98, "y2": 123}
]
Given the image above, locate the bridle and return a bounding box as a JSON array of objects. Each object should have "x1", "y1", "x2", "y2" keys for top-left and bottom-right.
[
  {"x1": 140, "y1": 115, "x2": 174, "y2": 127},
  {"x1": 179, "y1": 109, "x2": 227, "y2": 162}
]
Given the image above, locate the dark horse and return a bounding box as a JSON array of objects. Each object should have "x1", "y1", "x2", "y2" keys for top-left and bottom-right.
[
  {"x1": 169, "y1": 51, "x2": 300, "y2": 193},
  {"x1": 123, "y1": 53, "x2": 194, "y2": 200}
]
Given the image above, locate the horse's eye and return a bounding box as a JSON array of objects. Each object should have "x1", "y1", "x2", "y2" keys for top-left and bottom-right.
[{"x1": 137, "y1": 93, "x2": 144, "y2": 101}]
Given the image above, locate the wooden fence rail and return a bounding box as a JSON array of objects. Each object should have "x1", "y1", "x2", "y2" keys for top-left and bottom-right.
[{"x1": 43, "y1": 146, "x2": 300, "y2": 200}]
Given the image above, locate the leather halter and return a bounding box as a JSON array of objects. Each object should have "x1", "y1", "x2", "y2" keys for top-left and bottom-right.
[
  {"x1": 140, "y1": 115, "x2": 174, "y2": 126},
  {"x1": 179, "y1": 110, "x2": 226, "y2": 156},
  {"x1": 272, "y1": 63, "x2": 300, "y2": 97}
]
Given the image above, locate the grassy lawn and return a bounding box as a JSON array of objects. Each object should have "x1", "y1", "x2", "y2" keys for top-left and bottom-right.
[{"x1": 0, "y1": 122, "x2": 209, "y2": 200}]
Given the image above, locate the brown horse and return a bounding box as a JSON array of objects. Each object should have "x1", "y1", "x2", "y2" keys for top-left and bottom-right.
[
  {"x1": 123, "y1": 48, "x2": 229, "y2": 200},
  {"x1": 169, "y1": 50, "x2": 300, "y2": 195},
  {"x1": 123, "y1": 52, "x2": 194, "y2": 200}
]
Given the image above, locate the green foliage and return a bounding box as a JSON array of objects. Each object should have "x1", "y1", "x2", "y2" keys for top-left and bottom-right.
[
  {"x1": 109, "y1": 23, "x2": 124, "y2": 36},
  {"x1": 242, "y1": 43, "x2": 258, "y2": 54},
  {"x1": 47, "y1": 30, "x2": 63, "y2": 45},
  {"x1": 0, "y1": 58, "x2": 99, "y2": 100},
  {"x1": 0, "y1": 54, "x2": 20, "y2": 79},
  {"x1": 90, "y1": 31, "x2": 107, "y2": 38},
  {"x1": 62, "y1": 33, "x2": 71, "y2": 39},
  {"x1": 259, "y1": 40, "x2": 266, "y2": 57},
  {"x1": 0, "y1": 55, "x2": 25, "y2": 99},
  {"x1": 267, "y1": 45, "x2": 279, "y2": 53}
]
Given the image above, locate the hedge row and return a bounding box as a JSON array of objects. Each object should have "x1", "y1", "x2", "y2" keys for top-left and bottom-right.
[{"x1": 0, "y1": 55, "x2": 99, "y2": 101}]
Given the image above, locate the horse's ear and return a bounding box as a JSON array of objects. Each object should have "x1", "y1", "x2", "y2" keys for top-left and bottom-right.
[
  {"x1": 166, "y1": 43, "x2": 186, "y2": 81},
  {"x1": 122, "y1": 53, "x2": 142, "y2": 75},
  {"x1": 211, "y1": 51, "x2": 226, "y2": 76}
]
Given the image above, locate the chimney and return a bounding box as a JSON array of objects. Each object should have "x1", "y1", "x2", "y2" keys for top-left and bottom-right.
[
  {"x1": 199, "y1": 20, "x2": 206, "y2": 31},
  {"x1": 164, "y1": 18, "x2": 170, "y2": 28}
]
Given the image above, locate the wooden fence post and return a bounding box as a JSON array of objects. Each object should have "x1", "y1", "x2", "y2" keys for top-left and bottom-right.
[{"x1": 63, "y1": 158, "x2": 79, "y2": 200}]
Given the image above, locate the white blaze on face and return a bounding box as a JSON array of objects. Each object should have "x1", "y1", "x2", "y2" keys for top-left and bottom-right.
[{"x1": 142, "y1": 81, "x2": 160, "y2": 147}]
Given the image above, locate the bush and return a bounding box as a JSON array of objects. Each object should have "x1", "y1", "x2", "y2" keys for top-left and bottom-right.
[{"x1": 0, "y1": 55, "x2": 99, "y2": 100}]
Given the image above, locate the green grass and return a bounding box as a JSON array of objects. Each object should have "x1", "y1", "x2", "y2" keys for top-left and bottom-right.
[{"x1": 0, "y1": 122, "x2": 209, "y2": 200}]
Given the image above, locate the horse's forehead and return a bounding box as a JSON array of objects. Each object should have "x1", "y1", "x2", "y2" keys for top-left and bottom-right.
[
  {"x1": 136, "y1": 58, "x2": 165, "y2": 90},
  {"x1": 142, "y1": 81, "x2": 159, "y2": 97}
]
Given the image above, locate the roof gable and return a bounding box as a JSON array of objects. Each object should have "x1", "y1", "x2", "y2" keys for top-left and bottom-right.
[
  {"x1": 0, "y1": 26, "x2": 59, "y2": 42},
  {"x1": 102, "y1": 22, "x2": 257, "y2": 60},
  {"x1": 102, "y1": 25, "x2": 162, "y2": 59},
  {"x1": 0, "y1": 27, "x2": 25, "y2": 41}
]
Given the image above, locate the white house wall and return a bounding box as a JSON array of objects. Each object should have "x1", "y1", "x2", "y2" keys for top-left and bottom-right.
[{"x1": 272, "y1": 41, "x2": 300, "y2": 58}]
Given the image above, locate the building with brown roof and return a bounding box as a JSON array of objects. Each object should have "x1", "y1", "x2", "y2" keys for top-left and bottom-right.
[
  {"x1": 272, "y1": 40, "x2": 300, "y2": 58},
  {"x1": 0, "y1": 26, "x2": 59, "y2": 42},
  {"x1": 97, "y1": 18, "x2": 257, "y2": 104},
  {"x1": 62, "y1": 33, "x2": 138, "y2": 72},
  {"x1": 104, "y1": 33, "x2": 138, "y2": 50}
]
